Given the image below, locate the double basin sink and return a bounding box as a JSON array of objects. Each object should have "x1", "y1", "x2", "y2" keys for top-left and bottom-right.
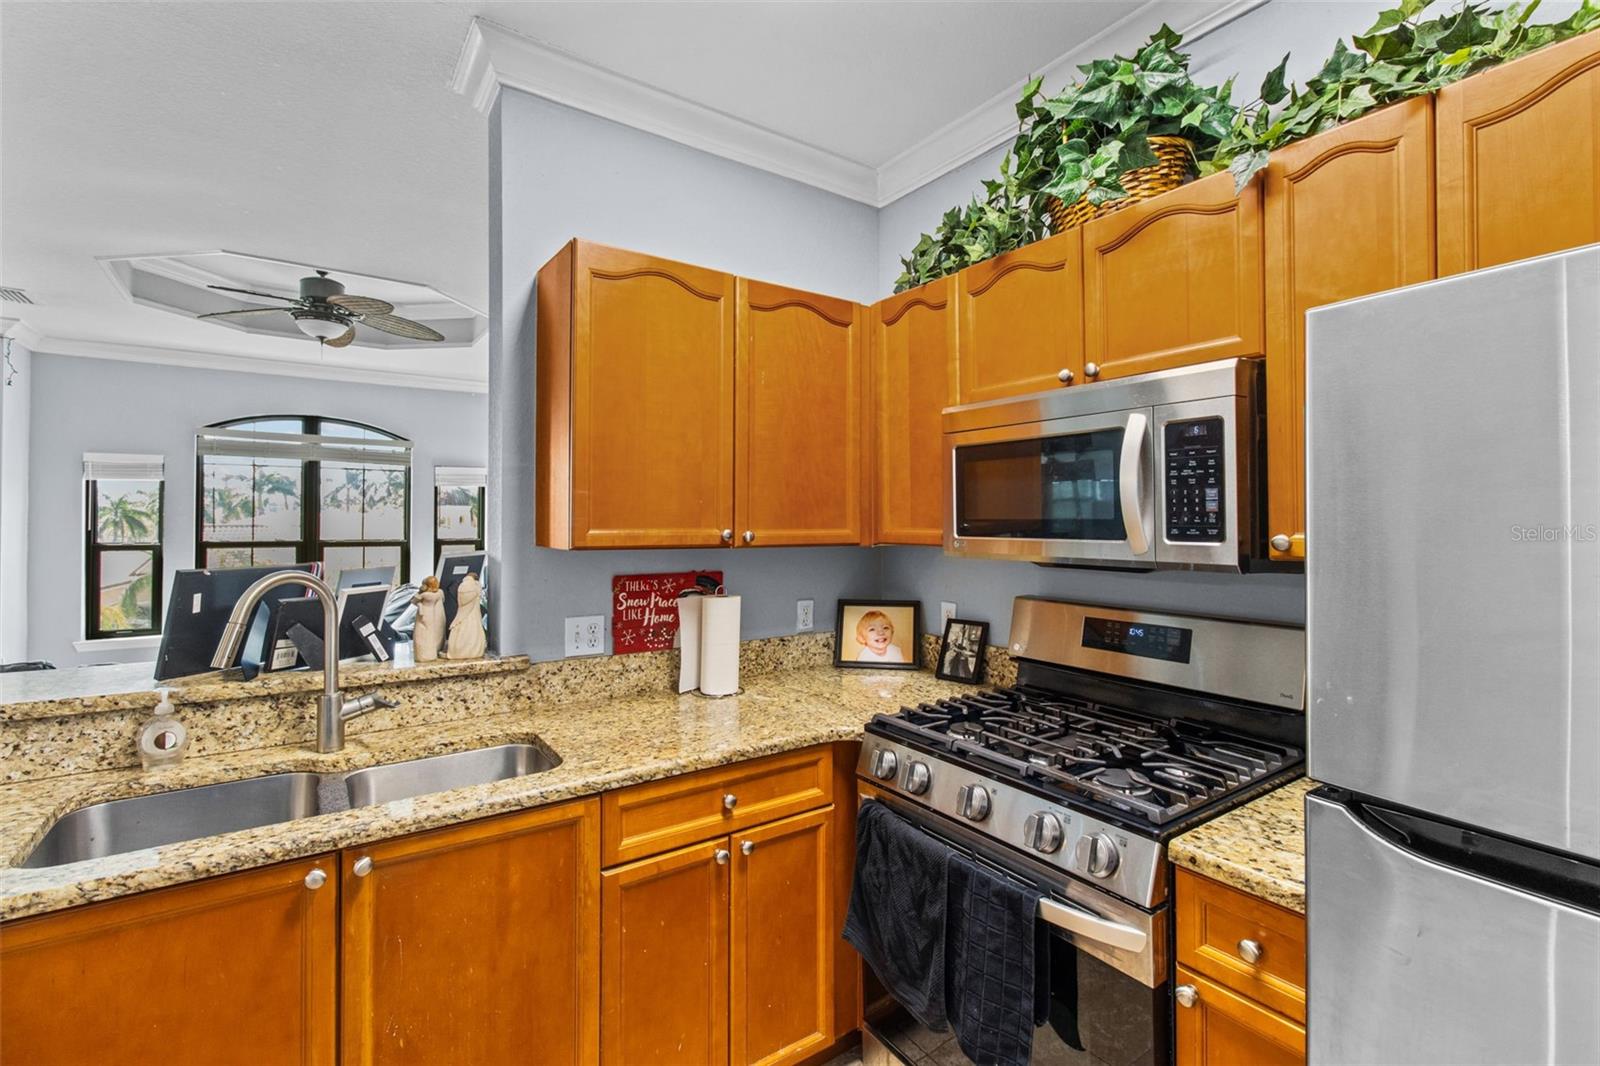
[{"x1": 20, "y1": 741, "x2": 562, "y2": 870}]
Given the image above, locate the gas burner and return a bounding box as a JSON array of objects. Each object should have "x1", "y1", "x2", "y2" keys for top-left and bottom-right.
[
  {"x1": 1092, "y1": 767, "x2": 1155, "y2": 797},
  {"x1": 948, "y1": 721, "x2": 985, "y2": 740}
]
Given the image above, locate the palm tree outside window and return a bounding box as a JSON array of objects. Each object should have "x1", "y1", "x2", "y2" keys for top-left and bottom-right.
[{"x1": 83, "y1": 453, "x2": 166, "y2": 640}]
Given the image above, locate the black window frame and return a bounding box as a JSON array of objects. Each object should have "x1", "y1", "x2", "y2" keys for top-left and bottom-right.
[
  {"x1": 195, "y1": 415, "x2": 411, "y2": 584},
  {"x1": 433, "y1": 482, "x2": 486, "y2": 559},
  {"x1": 85, "y1": 478, "x2": 166, "y2": 640}
]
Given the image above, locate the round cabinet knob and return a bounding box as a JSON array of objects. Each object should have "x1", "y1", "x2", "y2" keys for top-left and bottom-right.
[
  {"x1": 1080, "y1": 832, "x2": 1120, "y2": 878},
  {"x1": 869, "y1": 748, "x2": 898, "y2": 781},
  {"x1": 742, "y1": 530, "x2": 755, "y2": 545},
  {"x1": 1175, "y1": 984, "x2": 1198, "y2": 1009},
  {"x1": 1056, "y1": 368, "x2": 1074, "y2": 384},
  {"x1": 715, "y1": 848, "x2": 730, "y2": 865},
  {"x1": 956, "y1": 784, "x2": 991, "y2": 822},
  {"x1": 304, "y1": 868, "x2": 327, "y2": 890},
  {"x1": 352, "y1": 856, "x2": 374, "y2": 878},
  {"x1": 1270, "y1": 534, "x2": 1293, "y2": 553},
  {"x1": 1085, "y1": 362, "x2": 1101, "y2": 379},
  {"x1": 741, "y1": 840, "x2": 756, "y2": 856},
  {"x1": 720, "y1": 529, "x2": 733, "y2": 543},
  {"x1": 723, "y1": 793, "x2": 738, "y2": 811},
  {"x1": 904, "y1": 761, "x2": 932, "y2": 795},
  {"x1": 1237, "y1": 938, "x2": 1264, "y2": 964},
  {"x1": 1022, "y1": 812, "x2": 1064, "y2": 854}
]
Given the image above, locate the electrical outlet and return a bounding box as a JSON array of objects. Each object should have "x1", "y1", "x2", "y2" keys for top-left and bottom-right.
[
  {"x1": 940, "y1": 601, "x2": 958, "y2": 627},
  {"x1": 796, "y1": 599, "x2": 814, "y2": 632},
  {"x1": 565, "y1": 615, "x2": 605, "y2": 657}
]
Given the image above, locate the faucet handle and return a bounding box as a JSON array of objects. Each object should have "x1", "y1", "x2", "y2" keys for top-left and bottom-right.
[{"x1": 340, "y1": 692, "x2": 400, "y2": 720}]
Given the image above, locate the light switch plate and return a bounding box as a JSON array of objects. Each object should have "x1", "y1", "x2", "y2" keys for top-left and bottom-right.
[
  {"x1": 796, "y1": 599, "x2": 814, "y2": 632},
  {"x1": 565, "y1": 615, "x2": 605, "y2": 657},
  {"x1": 939, "y1": 601, "x2": 958, "y2": 627}
]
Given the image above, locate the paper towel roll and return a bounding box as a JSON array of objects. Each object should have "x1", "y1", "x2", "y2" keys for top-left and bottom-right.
[
  {"x1": 698, "y1": 595, "x2": 741, "y2": 696},
  {"x1": 676, "y1": 595, "x2": 704, "y2": 694}
]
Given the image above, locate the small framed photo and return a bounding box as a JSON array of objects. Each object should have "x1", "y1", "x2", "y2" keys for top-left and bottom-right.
[
  {"x1": 834, "y1": 600, "x2": 921, "y2": 670},
  {"x1": 936, "y1": 618, "x2": 989, "y2": 684}
]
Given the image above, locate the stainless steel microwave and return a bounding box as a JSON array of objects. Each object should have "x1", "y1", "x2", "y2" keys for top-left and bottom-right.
[{"x1": 942, "y1": 358, "x2": 1265, "y2": 570}]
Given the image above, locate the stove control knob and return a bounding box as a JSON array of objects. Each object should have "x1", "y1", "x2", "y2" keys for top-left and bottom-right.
[
  {"x1": 1022, "y1": 812, "x2": 1064, "y2": 854},
  {"x1": 956, "y1": 784, "x2": 991, "y2": 821},
  {"x1": 869, "y1": 748, "x2": 898, "y2": 781},
  {"x1": 1079, "y1": 832, "x2": 1120, "y2": 878},
  {"x1": 904, "y1": 761, "x2": 931, "y2": 795}
]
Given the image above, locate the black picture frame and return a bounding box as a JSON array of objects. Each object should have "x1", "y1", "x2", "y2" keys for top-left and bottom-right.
[
  {"x1": 833, "y1": 599, "x2": 921, "y2": 670},
  {"x1": 936, "y1": 618, "x2": 990, "y2": 684}
]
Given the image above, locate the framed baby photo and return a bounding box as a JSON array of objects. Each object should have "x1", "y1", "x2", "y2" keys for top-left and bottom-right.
[
  {"x1": 834, "y1": 600, "x2": 921, "y2": 670},
  {"x1": 936, "y1": 618, "x2": 990, "y2": 684}
]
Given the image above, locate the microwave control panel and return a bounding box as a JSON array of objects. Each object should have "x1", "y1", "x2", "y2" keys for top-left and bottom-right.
[{"x1": 1164, "y1": 417, "x2": 1225, "y2": 541}]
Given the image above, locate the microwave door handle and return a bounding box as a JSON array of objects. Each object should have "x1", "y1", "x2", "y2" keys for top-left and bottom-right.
[
  {"x1": 1038, "y1": 897, "x2": 1148, "y2": 953},
  {"x1": 1118, "y1": 411, "x2": 1150, "y2": 556}
]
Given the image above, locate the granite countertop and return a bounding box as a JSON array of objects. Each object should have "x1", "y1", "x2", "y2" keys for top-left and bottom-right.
[
  {"x1": 1167, "y1": 777, "x2": 1316, "y2": 914},
  {"x1": 0, "y1": 666, "x2": 972, "y2": 922}
]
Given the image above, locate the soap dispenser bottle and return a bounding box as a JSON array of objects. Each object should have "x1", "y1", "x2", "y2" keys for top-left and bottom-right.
[{"x1": 137, "y1": 688, "x2": 190, "y2": 770}]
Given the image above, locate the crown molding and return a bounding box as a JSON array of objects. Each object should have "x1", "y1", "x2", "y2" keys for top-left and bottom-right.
[
  {"x1": 453, "y1": 2, "x2": 1270, "y2": 210},
  {"x1": 25, "y1": 334, "x2": 488, "y2": 394},
  {"x1": 451, "y1": 18, "x2": 880, "y2": 204},
  {"x1": 1, "y1": 318, "x2": 45, "y2": 351}
]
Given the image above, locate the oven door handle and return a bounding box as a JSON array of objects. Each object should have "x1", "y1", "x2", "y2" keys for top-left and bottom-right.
[
  {"x1": 1039, "y1": 897, "x2": 1148, "y2": 953},
  {"x1": 1118, "y1": 410, "x2": 1150, "y2": 556}
]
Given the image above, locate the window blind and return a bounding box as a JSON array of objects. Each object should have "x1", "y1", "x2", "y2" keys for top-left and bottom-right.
[
  {"x1": 195, "y1": 427, "x2": 412, "y2": 468},
  {"x1": 434, "y1": 466, "x2": 487, "y2": 488},
  {"x1": 83, "y1": 453, "x2": 165, "y2": 481}
]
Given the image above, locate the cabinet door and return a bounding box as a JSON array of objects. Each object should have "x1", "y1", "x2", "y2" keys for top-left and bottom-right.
[
  {"x1": 731, "y1": 807, "x2": 834, "y2": 1066},
  {"x1": 1176, "y1": 965, "x2": 1304, "y2": 1066},
  {"x1": 342, "y1": 800, "x2": 600, "y2": 1066},
  {"x1": 0, "y1": 856, "x2": 337, "y2": 1066},
  {"x1": 1263, "y1": 97, "x2": 1436, "y2": 562},
  {"x1": 1083, "y1": 171, "x2": 1264, "y2": 381},
  {"x1": 956, "y1": 229, "x2": 1085, "y2": 403},
  {"x1": 1437, "y1": 29, "x2": 1600, "y2": 275},
  {"x1": 736, "y1": 280, "x2": 864, "y2": 546},
  {"x1": 871, "y1": 278, "x2": 956, "y2": 545},
  {"x1": 602, "y1": 838, "x2": 731, "y2": 1065},
  {"x1": 561, "y1": 241, "x2": 736, "y2": 548}
]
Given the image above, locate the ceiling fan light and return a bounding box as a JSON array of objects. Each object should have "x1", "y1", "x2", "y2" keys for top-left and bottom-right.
[{"x1": 293, "y1": 314, "x2": 349, "y2": 340}]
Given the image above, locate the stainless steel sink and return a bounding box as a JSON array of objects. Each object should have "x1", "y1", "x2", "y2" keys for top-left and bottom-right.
[
  {"x1": 343, "y1": 743, "x2": 562, "y2": 807},
  {"x1": 20, "y1": 773, "x2": 325, "y2": 869}
]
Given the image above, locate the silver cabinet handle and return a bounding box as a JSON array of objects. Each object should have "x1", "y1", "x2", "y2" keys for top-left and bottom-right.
[
  {"x1": 741, "y1": 840, "x2": 755, "y2": 856},
  {"x1": 715, "y1": 848, "x2": 730, "y2": 865},
  {"x1": 1085, "y1": 362, "x2": 1101, "y2": 379},
  {"x1": 1056, "y1": 368, "x2": 1074, "y2": 384},
  {"x1": 1118, "y1": 410, "x2": 1150, "y2": 557},
  {"x1": 1175, "y1": 984, "x2": 1197, "y2": 1008},
  {"x1": 723, "y1": 793, "x2": 738, "y2": 811},
  {"x1": 1238, "y1": 938, "x2": 1264, "y2": 964},
  {"x1": 742, "y1": 530, "x2": 755, "y2": 545},
  {"x1": 1270, "y1": 534, "x2": 1292, "y2": 553},
  {"x1": 304, "y1": 868, "x2": 327, "y2": 890},
  {"x1": 352, "y1": 856, "x2": 374, "y2": 877},
  {"x1": 720, "y1": 529, "x2": 733, "y2": 543}
]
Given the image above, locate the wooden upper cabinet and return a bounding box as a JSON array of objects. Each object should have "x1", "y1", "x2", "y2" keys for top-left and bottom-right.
[
  {"x1": 1083, "y1": 171, "x2": 1264, "y2": 381},
  {"x1": 730, "y1": 807, "x2": 834, "y2": 1066},
  {"x1": 341, "y1": 800, "x2": 600, "y2": 1066},
  {"x1": 1263, "y1": 97, "x2": 1436, "y2": 562},
  {"x1": 602, "y1": 838, "x2": 731, "y2": 1066},
  {"x1": 0, "y1": 855, "x2": 337, "y2": 1066},
  {"x1": 1436, "y1": 29, "x2": 1600, "y2": 275},
  {"x1": 736, "y1": 280, "x2": 865, "y2": 546},
  {"x1": 537, "y1": 240, "x2": 736, "y2": 548},
  {"x1": 871, "y1": 277, "x2": 956, "y2": 545},
  {"x1": 956, "y1": 229, "x2": 1085, "y2": 403}
]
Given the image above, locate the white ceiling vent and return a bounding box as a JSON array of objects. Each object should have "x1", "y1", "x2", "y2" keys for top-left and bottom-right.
[{"x1": 0, "y1": 287, "x2": 35, "y2": 305}]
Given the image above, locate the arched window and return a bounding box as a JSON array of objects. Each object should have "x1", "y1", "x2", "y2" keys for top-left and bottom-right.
[{"x1": 196, "y1": 415, "x2": 411, "y2": 587}]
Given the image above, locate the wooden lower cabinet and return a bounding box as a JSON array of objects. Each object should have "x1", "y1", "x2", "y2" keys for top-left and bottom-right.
[
  {"x1": 0, "y1": 855, "x2": 338, "y2": 1066},
  {"x1": 343, "y1": 799, "x2": 601, "y2": 1066},
  {"x1": 1176, "y1": 965, "x2": 1306, "y2": 1066}
]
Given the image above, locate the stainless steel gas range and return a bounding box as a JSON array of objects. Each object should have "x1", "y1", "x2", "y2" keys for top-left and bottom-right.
[{"x1": 856, "y1": 597, "x2": 1305, "y2": 1065}]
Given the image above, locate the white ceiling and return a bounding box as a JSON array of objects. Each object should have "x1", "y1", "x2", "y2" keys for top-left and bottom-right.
[{"x1": 1, "y1": 1, "x2": 1253, "y2": 389}]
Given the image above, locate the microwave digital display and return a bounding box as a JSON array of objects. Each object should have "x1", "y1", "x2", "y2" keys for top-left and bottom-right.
[{"x1": 1081, "y1": 616, "x2": 1193, "y2": 663}]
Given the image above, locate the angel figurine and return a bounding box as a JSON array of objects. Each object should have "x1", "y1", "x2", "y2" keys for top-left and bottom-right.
[
  {"x1": 412, "y1": 575, "x2": 446, "y2": 662},
  {"x1": 445, "y1": 572, "x2": 487, "y2": 660}
]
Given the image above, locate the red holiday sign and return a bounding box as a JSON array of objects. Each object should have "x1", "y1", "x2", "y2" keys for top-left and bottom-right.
[{"x1": 611, "y1": 571, "x2": 723, "y2": 654}]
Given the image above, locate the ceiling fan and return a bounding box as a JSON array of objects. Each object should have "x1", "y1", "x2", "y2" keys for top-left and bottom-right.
[{"x1": 196, "y1": 270, "x2": 445, "y2": 347}]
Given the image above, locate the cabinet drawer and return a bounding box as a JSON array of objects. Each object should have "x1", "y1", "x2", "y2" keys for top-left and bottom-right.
[
  {"x1": 1176, "y1": 868, "x2": 1306, "y2": 1022},
  {"x1": 1175, "y1": 965, "x2": 1305, "y2": 1066},
  {"x1": 602, "y1": 747, "x2": 833, "y2": 866}
]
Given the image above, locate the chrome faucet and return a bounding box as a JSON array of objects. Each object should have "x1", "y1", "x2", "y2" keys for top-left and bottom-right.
[{"x1": 210, "y1": 570, "x2": 398, "y2": 753}]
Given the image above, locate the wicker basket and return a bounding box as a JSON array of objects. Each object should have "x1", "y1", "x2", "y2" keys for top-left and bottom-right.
[{"x1": 1047, "y1": 135, "x2": 1196, "y2": 233}]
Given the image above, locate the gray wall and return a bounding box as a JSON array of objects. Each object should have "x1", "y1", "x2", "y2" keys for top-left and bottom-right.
[
  {"x1": 25, "y1": 351, "x2": 487, "y2": 666},
  {"x1": 489, "y1": 90, "x2": 883, "y2": 662},
  {"x1": 0, "y1": 340, "x2": 32, "y2": 662}
]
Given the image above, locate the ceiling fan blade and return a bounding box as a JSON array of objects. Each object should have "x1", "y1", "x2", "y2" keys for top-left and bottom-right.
[
  {"x1": 327, "y1": 294, "x2": 394, "y2": 315},
  {"x1": 322, "y1": 326, "x2": 357, "y2": 348},
  {"x1": 361, "y1": 312, "x2": 445, "y2": 342},
  {"x1": 206, "y1": 285, "x2": 299, "y2": 303},
  {"x1": 197, "y1": 307, "x2": 290, "y2": 319}
]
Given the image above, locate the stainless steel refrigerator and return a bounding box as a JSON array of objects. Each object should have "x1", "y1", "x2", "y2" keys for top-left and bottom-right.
[{"x1": 1304, "y1": 245, "x2": 1600, "y2": 1064}]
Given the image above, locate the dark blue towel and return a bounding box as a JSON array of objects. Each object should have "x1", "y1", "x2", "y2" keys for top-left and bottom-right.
[{"x1": 945, "y1": 851, "x2": 1047, "y2": 1066}]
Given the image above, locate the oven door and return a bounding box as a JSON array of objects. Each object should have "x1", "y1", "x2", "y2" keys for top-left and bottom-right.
[
  {"x1": 946, "y1": 408, "x2": 1156, "y2": 567},
  {"x1": 860, "y1": 791, "x2": 1170, "y2": 1066}
]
